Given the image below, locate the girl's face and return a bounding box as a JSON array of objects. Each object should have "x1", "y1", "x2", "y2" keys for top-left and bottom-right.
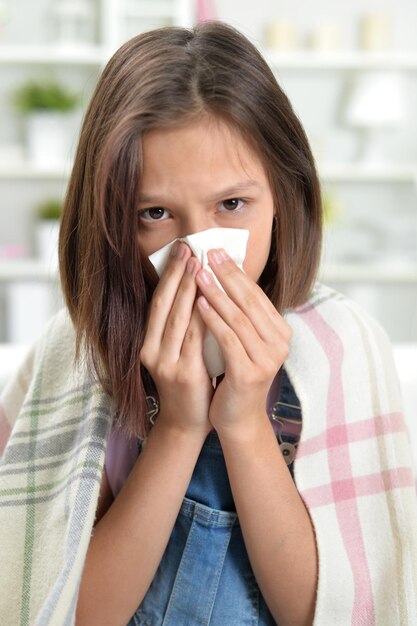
[{"x1": 137, "y1": 116, "x2": 275, "y2": 282}]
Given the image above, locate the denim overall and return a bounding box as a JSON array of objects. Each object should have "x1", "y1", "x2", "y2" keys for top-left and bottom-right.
[{"x1": 128, "y1": 368, "x2": 302, "y2": 626}]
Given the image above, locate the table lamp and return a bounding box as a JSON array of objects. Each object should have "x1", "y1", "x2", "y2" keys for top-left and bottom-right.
[{"x1": 343, "y1": 71, "x2": 407, "y2": 163}]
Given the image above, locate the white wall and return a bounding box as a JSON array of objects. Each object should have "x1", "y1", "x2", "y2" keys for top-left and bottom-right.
[
  {"x1": 215, "y1": 0, "x2": 417, "y2": 343},
  {"x1": 215, "y1": 0, "x2": 417, "y2": 51},
  {"x1": 0, "y1": 0, "x2": 416, "y2": 342}
]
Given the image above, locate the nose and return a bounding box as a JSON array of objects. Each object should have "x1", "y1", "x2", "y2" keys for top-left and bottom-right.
[{"x1": 178, "y1": 213, "x2": 213, "y2": 239}]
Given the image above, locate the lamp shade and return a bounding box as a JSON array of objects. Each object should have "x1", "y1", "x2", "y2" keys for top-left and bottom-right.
[{"x1": 344, "y1": 71, "x2": 407, "y2": 128}]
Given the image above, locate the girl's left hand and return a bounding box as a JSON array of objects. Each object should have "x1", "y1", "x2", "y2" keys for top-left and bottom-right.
[{"x1": 195, "y1": 248, "x2": 292, "y2": 439}]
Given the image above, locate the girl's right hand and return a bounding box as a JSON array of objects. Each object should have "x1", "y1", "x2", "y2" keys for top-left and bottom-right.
[{"x1": 140, "y1": 241, "x2": 213, "y2": 437}]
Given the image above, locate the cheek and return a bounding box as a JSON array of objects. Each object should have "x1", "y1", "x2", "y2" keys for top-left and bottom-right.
[
  {"x1": 137, "y1": 235, "x2": 151, "y2": 259},
  {"x1": 137, "y1": 232, "x2": 168, "y2": 258},
  {"x1": 243, "y1": 230, "x2": 272, "y2": 281}
]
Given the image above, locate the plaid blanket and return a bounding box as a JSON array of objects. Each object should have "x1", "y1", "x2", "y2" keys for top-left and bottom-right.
[{"x1": 0, "y1": 283, "x2": 416, "y2": 625}]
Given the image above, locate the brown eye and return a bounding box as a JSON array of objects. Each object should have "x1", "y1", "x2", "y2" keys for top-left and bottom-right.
[
  {"x1": 220, "y1": 198, "x2": 245, "y2": 212},
  {"x1": 148, "y1": 208, "x2": 165, "y2": 220},
  {"x1": 138, "y1": 207, "x2": 169, "y2": 222}
]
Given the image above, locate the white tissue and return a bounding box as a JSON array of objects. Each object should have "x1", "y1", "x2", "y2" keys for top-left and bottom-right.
[{"x1": 149, "y1": 227, "x2": 249, "y2": 378}]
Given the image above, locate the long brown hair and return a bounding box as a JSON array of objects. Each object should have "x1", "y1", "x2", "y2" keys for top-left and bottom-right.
[{"x1": 59, "y1": 21, "x2": 322, "y2": 440}]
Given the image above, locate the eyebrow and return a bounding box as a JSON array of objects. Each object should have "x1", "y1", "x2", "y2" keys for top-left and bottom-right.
[{"x1": 138, "y1": 181, "x2": 263, "y2": 204}]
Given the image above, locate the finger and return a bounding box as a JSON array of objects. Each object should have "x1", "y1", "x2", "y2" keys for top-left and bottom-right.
[
  {"x1": 197, "y1": 294, "x2": 288, "y2": 379},
  {"x1": 199, "y1": 292, "x2": 273, "y2": 366},
  {"x1": 160, "y1": 257, "x2": 202, "y2": 362},
  {"x1": 180, "y1": 301, "x2": 206, "y2": 362},
  {"x1": 208, "y1": 249, "x2": 291, "y2": 339},
  {"x1": 205, "y1": 249, "x2": 292, "y2": 343},
  {"x1": 206, "y1": 248, "x2": 289, "y2": 337},
  {"x1": 142, "y1": 242, "x2": 192, "y2": 355},
  {"x1": 196, "y1": 295, "x2": 251, "y2": 367}
]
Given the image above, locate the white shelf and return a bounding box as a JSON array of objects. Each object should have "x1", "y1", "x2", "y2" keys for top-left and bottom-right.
[
  {"x1": 0, "y1": 45, "x2": 106, "y2": 66},
  {"x1": 0, "y1": 163, "x2": 72, "y2": 179},
  {"x1": 320, "y1": 262, "x2": 417, "y2": 283},
  {"x1": 0, "y1": 260, "x2": 59, "y2": 282},
  {"x1": 266, "y1": 50, "x2": 417, "y2": 70},
  {"x1": 318, "y1": 163, "x2": 417, "y2": 182}
]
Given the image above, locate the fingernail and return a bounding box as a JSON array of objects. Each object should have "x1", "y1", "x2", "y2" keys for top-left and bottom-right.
[
  {"x1": 211, "y1": 249, "x2": 228, "y2": 264},
  {"x1": 186, "y1": 258, "x2": 197, "y2": 275},
  {"x1": 211, "y1": 250, "x2": 223, "y2": 265},
  {"x1": 177, "y1": 243, "x2": 187, "y2": 259},
  {"x1": 171, "y1": 242, "x2": 186, "y2": 259},
  {"x1": 200, "y1": 270, "x2": 212, "y2": 285},
  {"x1": 198, "y1": 296, "x2": 210, "y2": 310}
]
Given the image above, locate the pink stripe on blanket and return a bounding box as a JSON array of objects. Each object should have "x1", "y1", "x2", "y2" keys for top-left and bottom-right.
[
  {"x1": 297, "y1": 412, "x2": 406, "y2": 459},
  {"x1": 301, "y1": 466, "x2": 415, "y2": 507},
  {"x1": 301, "y1": 306, "x2": 376, "y2": 625},
  {"x1": 0, "y1": 403, "x2": 12, "y2": 456}
]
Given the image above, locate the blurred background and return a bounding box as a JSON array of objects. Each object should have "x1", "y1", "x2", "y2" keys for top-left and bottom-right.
[{"x1": 0, "y1": 0, "x2": 416, "y2": 453}]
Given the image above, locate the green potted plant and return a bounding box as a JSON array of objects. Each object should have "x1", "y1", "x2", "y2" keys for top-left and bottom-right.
[
  {"x1": 37, "y1": 199, "x2": 63, "y2": 221},
  {"x1": 35, "y1": 198, "x2": 63, "y2": 267},
  {"x1": 12, "y1": 79, "x2": 80, "y2": 169},
  {"x1": 13, "y1": 80, "x2": 79, "y2": 114}
]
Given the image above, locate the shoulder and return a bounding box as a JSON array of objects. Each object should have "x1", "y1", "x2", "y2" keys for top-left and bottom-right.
[
  {"x1": 10, "y1": 308, "x2": 77, "y2": 376},
  {"x1": 286, "y1": 282, "x2": 391, "y2": 351},
  {"x1": 290, "y1": 282, "x2": 372, "y2": 321},
  {"x1": 38, "y1": 307, "x2": 77, "y2": 361},
  {"x1": 1, "y1": 308, "x2": 83, "y2": 432},
  {"x1": 39, "y1": 307, "x2": 76, "y2": 353},
  {"x1": 284, "y1": 282, "x2": 400, "y2": 405},
  {"x1": 23, "y1": 308, "x2": 80, "y2": 393}
]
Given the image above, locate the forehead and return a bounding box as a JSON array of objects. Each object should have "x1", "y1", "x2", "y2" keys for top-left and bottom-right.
[{"x1": 141, "y1": 116, "x2": 266, "y2": 181}]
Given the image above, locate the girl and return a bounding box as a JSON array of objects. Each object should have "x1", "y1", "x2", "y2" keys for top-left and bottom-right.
[{"x1": 0, "y1": 21, "x2": 416, "y2": 626}]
